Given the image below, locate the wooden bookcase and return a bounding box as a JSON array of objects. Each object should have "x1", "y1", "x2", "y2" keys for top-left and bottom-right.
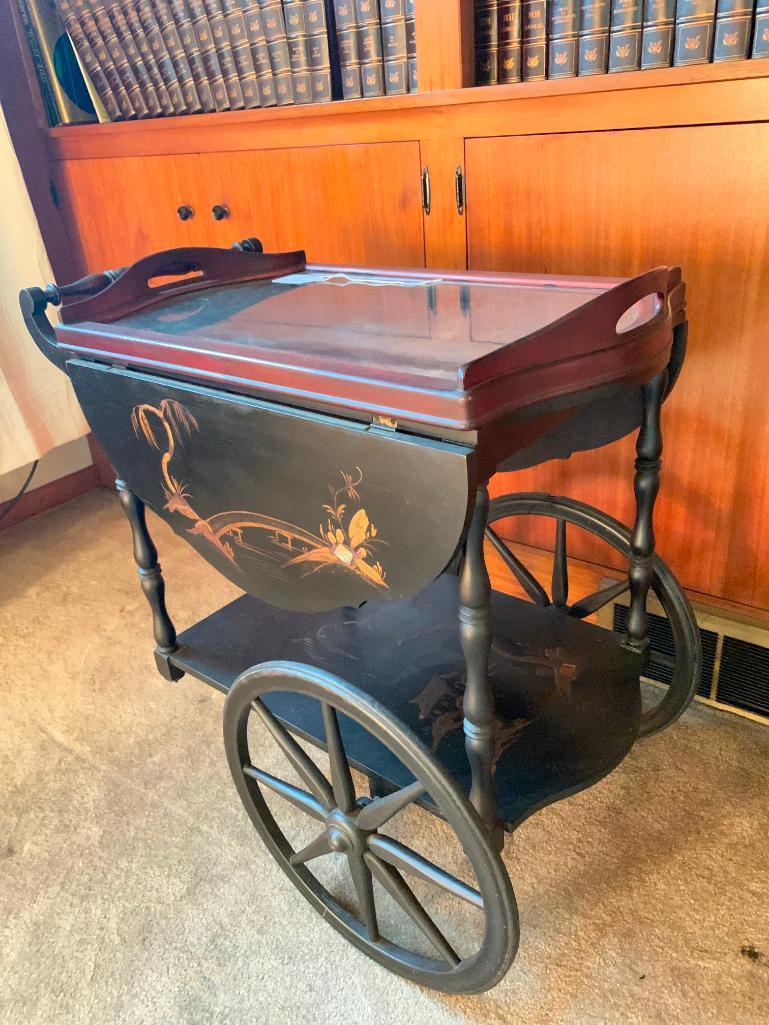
[{"x1": 3, "y1": 1, "x2": 769, "y2": 618}]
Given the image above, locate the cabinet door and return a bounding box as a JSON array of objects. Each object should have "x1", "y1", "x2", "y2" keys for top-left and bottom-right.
[
  {"x1": 55, "y1": 154, "x2": 209, "y2": 272},
  {"x1": 200, "y1": 142, "x2": 425, "y2": 266},
  {"x1": 466, "y1": 125, "x2": 769, "y2": 608}
]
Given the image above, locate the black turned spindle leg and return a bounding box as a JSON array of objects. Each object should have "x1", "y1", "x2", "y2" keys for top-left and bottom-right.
[
  {"x1": 626, "y1": 373, "x2": 666, "y2": 651},
  {"x1": 459, "y1": 485, "x2": 503, "y2": 850},
  {"x1": 116, "y1": 480, "x2": 184, "y2": 682}
]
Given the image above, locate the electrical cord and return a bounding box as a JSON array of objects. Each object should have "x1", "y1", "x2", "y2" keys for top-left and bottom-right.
[{"x1": 0, "y1": 459, "x2": 39, "y2": 525}]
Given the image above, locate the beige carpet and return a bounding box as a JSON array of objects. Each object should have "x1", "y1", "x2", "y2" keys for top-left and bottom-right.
[{"x1": 1, "y1": 489, "x2": 767, "y2": 1025}]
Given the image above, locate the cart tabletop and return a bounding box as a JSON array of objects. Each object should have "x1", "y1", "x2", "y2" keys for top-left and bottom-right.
[{"x1": 51, "y1": 247, "x2": 685, "y2": 432}]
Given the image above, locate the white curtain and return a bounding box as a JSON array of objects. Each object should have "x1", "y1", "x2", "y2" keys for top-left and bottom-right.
[{"x1": 0, "y1": 104, "x2": 87, "y2": 476}]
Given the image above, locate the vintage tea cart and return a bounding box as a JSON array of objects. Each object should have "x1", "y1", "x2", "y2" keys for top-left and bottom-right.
[{"x1": 22, "y1": 242, "x2": 701, "y2": 993}]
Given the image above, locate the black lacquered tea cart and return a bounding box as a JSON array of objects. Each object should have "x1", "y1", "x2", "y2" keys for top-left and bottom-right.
[{"x1": 22, "y1": 242, "x2": 700, "y2": 993}]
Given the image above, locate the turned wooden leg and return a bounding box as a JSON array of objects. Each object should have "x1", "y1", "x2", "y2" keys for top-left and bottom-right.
[
  {"x1": 626, "y1": 372, "x2": 666, "y2": 651},
  {"x1": 116, "y1": 479, "x2": 183, "y2": 682},
  {"x1": 459, "y1": 484, "x2": 503, "y2": 849}
]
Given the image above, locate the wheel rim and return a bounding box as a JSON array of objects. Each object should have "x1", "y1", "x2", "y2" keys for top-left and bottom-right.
[
  {"x1": 486, "y1": 493, "x2": 702, "y2": 738},
  {"x1": 223, "y1": 661, "x2": 519, "y2": 994}
]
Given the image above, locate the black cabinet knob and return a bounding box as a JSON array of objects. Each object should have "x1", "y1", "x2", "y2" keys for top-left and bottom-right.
[
  {"x1": 177, "y1": 205, "x2": 194, "y2": 221},
  {"x1": 211, "y1": 204, "x2": 230, "y2": 221}
]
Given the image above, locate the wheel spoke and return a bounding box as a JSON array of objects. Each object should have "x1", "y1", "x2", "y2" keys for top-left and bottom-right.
[
  {"x1": 348, "y1": 852, "x2": 379, "y2": 941},
  {"x1": 365, "y1": 852, "x2": 460, "y2": 965},
  {"x1": 367, "y1": 835, "x2": 484, "y2": 909},
  {"x1": 252, "y1": 699, "x2": 334, "y2": 810},
  {"x1": 552, "y1": 519, "x2": 568, "y2": 607},
  {"x1": 321, "y1": 703, "x2": 356, "y2": 813},
  {"x1": 242, "y1": 764, "x2": 326, "y2": 822},
  {"x1": 568, "y1": 577, "x2": 630, "y2": 618},
  {"x1": 289, "y1": 830, "x2": 333, "y2": 867},
  {"x1": 356, "y1": 779, "x2": 426, "y2": 832},
  {"x1": 485, "y1": 527, "x2": 549, "y2": 606}
]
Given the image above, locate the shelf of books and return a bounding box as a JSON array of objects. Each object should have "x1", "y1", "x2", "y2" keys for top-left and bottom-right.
[
  {"x1": 17, "y1": 0, "x2": 419, "y2": 126},
  {"x1": 474, "y1": 0, "x2": 768, "y2": 85}
]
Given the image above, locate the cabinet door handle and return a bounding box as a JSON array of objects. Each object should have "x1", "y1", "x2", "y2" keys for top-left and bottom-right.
[
  {"x1": 177, "y1": 205, "x2": 194, "y2": 221},
  {"x1": 455, "y1": 166, "x2": 466, "y2": 216},
  {"x1": 421, "y1": 167, "x2": 431, "y2": 216},
  {"x1": 211, "y1": 204, "x2": 230, "y2": 221}
]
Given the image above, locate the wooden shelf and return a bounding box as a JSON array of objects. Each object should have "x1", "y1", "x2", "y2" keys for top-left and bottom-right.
[{"x1": 48, "y1": 59, "x2": 769, "y2": 160}]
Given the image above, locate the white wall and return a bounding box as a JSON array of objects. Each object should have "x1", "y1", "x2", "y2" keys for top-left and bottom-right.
[{"x1": 0, "y1": 436, "x2": 93, "y2": 503}]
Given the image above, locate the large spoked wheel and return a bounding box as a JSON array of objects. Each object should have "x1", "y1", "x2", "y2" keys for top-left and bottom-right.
[
  {"x1": 223, "y1": 661, "x2": 519, "y2": 994},
  {"x1": 486, "y1": 493, "x2": 702, "y2": 738}
]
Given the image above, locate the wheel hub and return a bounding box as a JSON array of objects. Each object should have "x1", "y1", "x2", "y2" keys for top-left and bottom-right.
[{"x1": 324, "y1": 807, "x2": 367, "y2": 855}]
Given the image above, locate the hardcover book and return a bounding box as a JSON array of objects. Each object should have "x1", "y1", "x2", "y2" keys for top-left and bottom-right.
[
  {"x1": 640, "y1": 0, "x2": 675, "y2": 68},
  {"x1": 355, "y1": 0, "x2": 385, "y2": 98},
  {"x1": 163, "y1": 0, "x2": 217, "y2": 110},
  {"x1": 608, "y1": 0, "x2": 642, "y2": 71},
  {"x1": 521, "y1": 0, "x2": 547, "y2": 80},
  {"x1": 105, "y1": 0, "x2": 163, "y2": 115},
  {"x1": 380, "y1": 0, "x2": 407, "y2": 94},
  {"x1": 498, "y1": 0, "x2": 522, "y2": 83},
  {"x1": 754, "y1": 0, "x2": 769, "y2": 56},
  {"x1": 334, "y1": 0, "x2": 362, "y2": 98},
  {"x1": 185, "y1": 0, "x2": 231, "y2": 109},
  {"x1": 120, "y1": 1, "x2": 178, "y2": 114},
  {"x1": 673, "y1": 0, "x2": 717, "y2": 64},
  {"x1": 70, "y1": 0, "x2": 136, "y2": 117},
  {"x1": 474, "y1": 0, "x2": 498, "y2": 85},
  {"x1": 578, "y1": 0, "x2": 610, "y2": 73},
  {"x1": 405, "y1": 0, "x2": 416, "y2": 90},
  {"x1": 57, "y1": 0, "x2": 120, "y2": 120},
  {"x1": 548, "y1": 0, "x2": 578, "y2": 77},
  {"x1": 256, "y1": 0, "x2": 295, "y2": 104},
  {"x1": 283, "y1": 0, "x2": 313, "y2": 103},
  {"x1": 712, "y1": 0, "x2": 754, "y2": 61},
  {"x1": 144, "y1": 0, "x2": 203, "y2": 112},
  {"x1": 18, "y1": 0, "x2": 98, "y2": 124},
  {"x1": 304, "y1": 0, "x2": 334, "y2": 102},
  {"x1": 218, "y1": 0, "x2": 261, "y2": 107},
  {"x1": 202, "y1": 0, "x2": 247, "y2": 107},
  {"x1": 87, "y1": 0, "x2": 149, "y2": 114},
  {"x1": 238, "y1": 0, "x2": 278, "y2": 106}
]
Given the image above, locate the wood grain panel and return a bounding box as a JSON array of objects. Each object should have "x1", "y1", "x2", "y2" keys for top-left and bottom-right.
[
  {"x1": 414, "y1": 0, "x2": 474, "y2": 91},
  {"x1": 420, "y1": 138, "x2": 467, "y2": 269},
  {"x1": 54, "y1": 155, "x2": 210, "y2": 272},
  {"x1": 467, "y1": 124, "x2": 769, "y2": 611},
  {"x1": 202, "y1": 142, "x2": 425, "y2": 266}
]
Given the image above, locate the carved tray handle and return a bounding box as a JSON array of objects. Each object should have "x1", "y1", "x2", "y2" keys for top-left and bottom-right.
[{"x1": 56, "y1": 245, "x2": 307, "y2": 325}]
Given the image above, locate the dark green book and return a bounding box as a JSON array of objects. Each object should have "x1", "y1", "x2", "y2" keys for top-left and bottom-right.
[
  {"x1": 121, "y1": 1, "x2": 178, "y2": 115},
  {"x1": 521, "y1": 0, "x2": 546, "y2": 80},
  {"x1": 405, "y1": 0, "x2": 416, "y2": 89},
  {"x1": 754, "y1": 0, "x2": 769, "y2": 55},
  {"x1": 674, "y1": 0, "x2": 716, "y2": 64},
  {"x1": 164, "y1": 0, "x2": 217, "y2": 111},
  {"x1": 380, "y1": 0, "x2": 407, "y2": 95},
  {"x1": 143, "y1": 0, "x2": 203, "y2": 112},
  {"x1": 73, "y1": 0, "x2": 136, "y2": 117},
  {"x1": 713, "y1": 0, "x2": 754, "y2": 60},
  {"x1": 238, "y1": 0, "x2": 278, "y2": 106},
  {"x1": 355, "y1": 0, "x2": 384, "y2": 97},
  {"x1": 641, "y1": 0, "x2": 675, "y2": 67},
  {"x1": 334, "y1": 0, "x2": 362, "y2": 97},
  {"x1": 202, "y1": 0, "x2": 247, "y2": 108},
  {"x1": 186, "y1": 0, "x2": 231, "y2": 109},
  {"x1": 256, "y1": 0, "x2": 294, "y2": 104},
  {"x1": 578, "y1": 0, "x2": 610, "y2": 74},
  {"x1": 304, "y1": 0, "x2": 333, "y2": 102},
  {"x1": 548, "y1": 0, "x2": 578, "y2": 77},
  {"x1": 475, "y1": 0, "x2": 499, "y2": 84},
  {"x1": 608, "y1": 0, "x2": 642, "y2": 71},
  {"x1": 283, "y1": 0, "x2": 313, "y2": 103},
  {"x1": 498, "y1": 0, "x2": 522, "y2": 82}
]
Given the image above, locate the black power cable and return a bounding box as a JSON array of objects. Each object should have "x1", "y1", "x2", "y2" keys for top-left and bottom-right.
[{"x1": 0, "y1": 459, "x2": 39, "y2": 525}]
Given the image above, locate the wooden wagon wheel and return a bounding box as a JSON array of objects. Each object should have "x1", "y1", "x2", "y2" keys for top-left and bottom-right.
[
  {"x1": 486, "y1": 493, "x2": 702, "y2": 738},
  {"x1": 223, "y1": 662, "x2": 519, "y2": 994}
]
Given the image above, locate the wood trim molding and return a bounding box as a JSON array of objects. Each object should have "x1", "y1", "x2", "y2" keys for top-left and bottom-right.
[{"x1": 0, "y1": 463, "x2": 101, "y2": 532}]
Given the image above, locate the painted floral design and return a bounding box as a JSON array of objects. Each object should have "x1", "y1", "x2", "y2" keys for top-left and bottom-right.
[{"x1": 131, "y1": 400, "x2": 388, "y2": 590}]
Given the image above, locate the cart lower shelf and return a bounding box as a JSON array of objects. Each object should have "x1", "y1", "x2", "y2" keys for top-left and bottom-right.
[{"x1": 171, "y1": 573, "x2": 643, "y2": 830}]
